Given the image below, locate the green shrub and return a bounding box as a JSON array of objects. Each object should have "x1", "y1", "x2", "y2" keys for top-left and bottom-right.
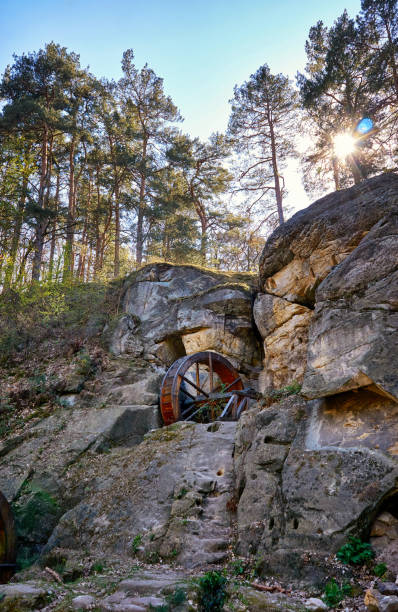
[
  {"x1": 374, "y1": 562, "x2": 387, "y2": 578},
  {"x1": 91, "y1": 561, "x2": 105, "y2": 574},
  {"x1": 322, "y1": 579, "x2": 352, "y2": 607},
  {"x1": 228, "y1": 558, "x2": 246, "y2": 576},
  {"x1": 166, "y1": 586, "x2": 187, "y2": 606},
  {"x1": 197, "y1": 571, "x2": 227, "y2": 612},
  {"x1": 263, "y1": 381, "x2": 302, "y2": 406},
  {"x1": 336, "y1": 536, "x2": 375, "y2": 565},
  {"x1": 131, "y1": 534, "x2": 142, "y2": 555}
]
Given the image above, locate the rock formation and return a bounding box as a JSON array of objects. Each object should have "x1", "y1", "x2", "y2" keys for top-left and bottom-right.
[
  {"x1": 255, "y1": 172, "x2": 398, "y2": 395},
  {"x1": 1, "y1": 173, "x2": 398, "y2": 609},
  {"x1": 111, "y1": 263, "x2": 261, "y2": 378}
]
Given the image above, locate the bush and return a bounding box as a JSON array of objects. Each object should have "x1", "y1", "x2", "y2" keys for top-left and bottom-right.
[
  {"x1": 322, "y1": 579, "x2": 352, "y2": 607},
  {"x1": 197, "y1": 571, "x2": 227, "y2": 612},
  {"x1": 374, "y1": 562, "x2": 387, "y2": 578},
  {"x1": 336, "y1": 536, "x2": 375, "y2": 565},
  {"x1": 131, "y1": 534, "x2": 142, "y2": 555}
]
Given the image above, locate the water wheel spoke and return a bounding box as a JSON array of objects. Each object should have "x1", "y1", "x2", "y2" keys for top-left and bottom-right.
[
  {"x1": 195, "y1": 362, "x2": 200, "y2": 395},
  {"x1": 179, "y1": 374, "x2": 209, "y2": 397},
  {"x1": 213, "y1": 376, "x2": 242, "y2": 394},
  {"x1": 182, "y1": 402, "x2": 209, "y2": 421},
  {"x1": 236, "y1": 397, "x2": 247, "y2": 418},
  {"x1": 220, "y1": 394, "x2": 236, "y2": 419},
  {"x1": 179, "y1": 385, "x2": 196, "y2": 400}
]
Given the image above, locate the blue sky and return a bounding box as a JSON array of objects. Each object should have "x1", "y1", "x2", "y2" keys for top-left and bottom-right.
[{"x1": 1, "y1": 0, "x2": 362, "y2": 210}]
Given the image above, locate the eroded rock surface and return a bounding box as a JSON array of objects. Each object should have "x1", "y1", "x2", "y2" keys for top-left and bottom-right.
[
  {"x1": 44, "y1": 421, "x2": 236, "y2": 568},
  {"x1": 253, "y1": 293, "x2": 312, "y2": 391},
  {"x1": 302, "y1": 213, "x2": 398, "y2": 400},
  {"x1": 234, "y1": 396, "x2": 398, "y2": 583},
  {"x1": 259, "y1": 173, "x2": 398, "y2": 305},
  {"x1": 256, "y1": 172, "x2": 398, "y2": 395}
]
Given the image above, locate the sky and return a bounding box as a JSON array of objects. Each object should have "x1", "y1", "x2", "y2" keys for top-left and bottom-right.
[{"x1": 1, "y1": 0, "x2": 362, "y2": 212}]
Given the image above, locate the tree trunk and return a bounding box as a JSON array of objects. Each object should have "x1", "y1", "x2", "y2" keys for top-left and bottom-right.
[
  {"x1": 114, "y1": 184, "x2": 120, "y2": 277},
  {"x1": 268, "y1": 103, "x2": 284, "y2": 225},
  {"x1": 136, "y1": 138, "x2": 148, "y2": 265},
  {"x1": 63, "y1": 137, "x2": 76, "y2": 281},
  {"x1": 3, "y1": 170, "x2": 29, "y2": 289},
  {"x1": 385, "y1": 18, "x2": 398, "y2": 99},
  {"x1": 332, "y1": 156, "x2": 340, "y2": 190},
  {"x1": 199, "y1": 215, "x2": 208, "y2": 264},
  {"x1": 48, "y1": 170, "x2": 60, "y2": 281},
  {"x1": 94, "y1": 166, "x2": 102, "y2": 278},
  {"x1": 349, "y1": 154, "x2": 362, "y2": 185},
  {"x1": 32, "y1": 126, "x2": 49, "y2": 281}
]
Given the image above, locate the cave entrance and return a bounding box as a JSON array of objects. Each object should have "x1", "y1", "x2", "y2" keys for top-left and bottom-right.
[{"x1": 369, "y1": 490, "x2": 398, "y2": 575}]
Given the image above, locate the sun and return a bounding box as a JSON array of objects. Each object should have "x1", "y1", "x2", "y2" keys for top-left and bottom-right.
[{"x1": 333, "y1": 132, "x2": 356, "y2": 159}]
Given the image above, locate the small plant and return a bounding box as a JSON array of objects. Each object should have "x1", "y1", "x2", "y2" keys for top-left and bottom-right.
[
  {"x1": 166, "y1": 586, "x2": 187, "y2": 606},
  {"x1": 262, "y1": 381, "x2": 302, "y2": 407},
  {"x1": 322, "y1": 579, "x2": 352, "y2": 607},
  {"x1": 176, "y1": 487, "x2": 188, "y2": 499},
  {"x1": 75, "y1": 349, "x2": 96, "y2": 377},
  {"x1": 145, "y1": 550, "x2": 160, "y2": 564},
  {"x1": 197, "y1": 570, "x2": 228, "y2": 612},
  {"x1": 91, "y1": 561, "x2": 105, "y2": 573},
  {"x1": 336, "y1": 536, "x2": 375, "y2": 565},
  {"x1": 228, "y1": 558, "x2": 245, "y2": 576},
  {"x1": 374, "y1": 562, "x2": 388, "y2": 578},
  {"x1": 131, "y1": 534, "x2": 142, "y2": 555}
]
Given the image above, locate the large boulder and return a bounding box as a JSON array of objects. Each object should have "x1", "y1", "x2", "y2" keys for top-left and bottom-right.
[
  {"x1": 253, "y1": 294, "x2": 312, "y2": 391},
  {"x1": 111, "y1": 263, "x2": 262, "y2": 377},
  {"x1": 259, "y1": 173, "x2": 398, "y2": 305},
  {"x1": 44, "y1": 421, "x2": 237, "y2": 568},
  {"x1": 256, "y1": 173, "x2": 398, "y2": 394},
  {"x1": 234, "y1": 396, "x2": 398, "y2": 583}
]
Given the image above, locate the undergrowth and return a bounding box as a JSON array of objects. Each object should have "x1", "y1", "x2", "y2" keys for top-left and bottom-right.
[
  {"x1": 0, "y1": 280, "x2": 122, "y2": 368},
  {"x1": 0, "y1": 279, "x2": 123, "y2": 438},
  {"x1": 322, "y1": 578, "x2": 352, "y2": 607},
  {"x1": 336, "y1": 536, "x2": 375, "y2": 565},
  {"x1": 197, "y1": 571, "x2": 228, "y2": 612},
  {"x1": 262, "y1": 381, "x2": 302, "y2": 406}
]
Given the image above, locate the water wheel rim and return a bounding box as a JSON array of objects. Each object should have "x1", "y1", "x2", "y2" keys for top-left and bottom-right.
[{"x1": 160, "y1": 351, "x2": 244, "y2": 425}]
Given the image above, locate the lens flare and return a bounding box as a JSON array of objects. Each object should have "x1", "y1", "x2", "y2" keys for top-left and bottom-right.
[
  {"x1": 356, "y1": 117, "x2": 373, "y2": 135},
  {"x1": 333, "y1": 133, "x2": 356, "y2": 159}
]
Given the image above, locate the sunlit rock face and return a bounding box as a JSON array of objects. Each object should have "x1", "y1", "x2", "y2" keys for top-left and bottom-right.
[
  {"x1": 259, "y1": 173, "x2": 398, "y2": 305},
  {"x1": 302, "y1": 213, "x2": 398, "y2": 400},
  {"x1": 256, "y1": 172, "x2": 398, "y2": 394},
  {"x1": 253, "y1": 294, "x2": 312, "y2": 391}
]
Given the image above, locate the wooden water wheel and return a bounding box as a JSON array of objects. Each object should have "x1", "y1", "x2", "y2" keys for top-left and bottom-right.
[
  {"x1": 0, "y1": 490, "x2": 16, "y2": 583},
  {"x1": 160, "y1": 351, "x2": 254, "y2": 425}
]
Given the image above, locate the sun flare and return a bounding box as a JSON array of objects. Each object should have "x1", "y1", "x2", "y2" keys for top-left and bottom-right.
[{"x1": 333, "y1": 132, "x2": 356, "y2": 159}]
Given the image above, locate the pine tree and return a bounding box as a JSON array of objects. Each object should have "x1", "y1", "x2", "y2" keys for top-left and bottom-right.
[
  {"x1": 167, "y1": 133, "x2": 232, "y2": 263},
  {"x1": 118, "y1": 50, "x2": 182, "y2": 264},
  {"x1": 228, "y1": 64, "x2": 298, "y2": 225}
]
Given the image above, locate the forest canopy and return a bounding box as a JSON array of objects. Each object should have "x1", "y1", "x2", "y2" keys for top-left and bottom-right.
[{"x1": 0, "y1": 0, "x2": 397, "y2": 285}]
